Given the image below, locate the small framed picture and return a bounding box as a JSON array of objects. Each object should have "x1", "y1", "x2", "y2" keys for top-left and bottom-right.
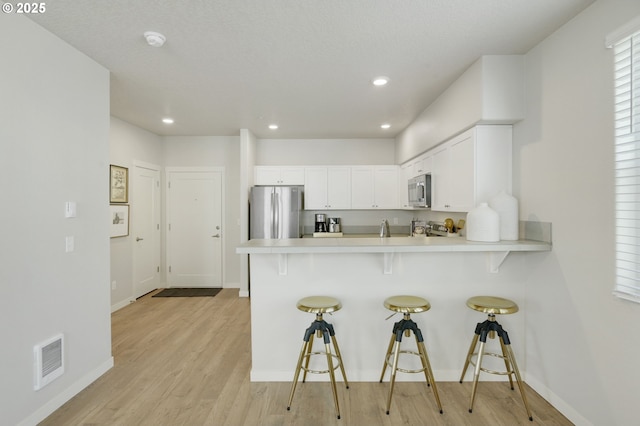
[
  {"x1": 110, "y1": 204, "x2": 129, "y2": 238},
  {"x1": 110, "y1": 164, "x2": 128, "y2": 203}
]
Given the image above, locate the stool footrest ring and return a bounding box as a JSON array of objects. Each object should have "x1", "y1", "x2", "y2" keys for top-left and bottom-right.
[
  {"x1": 301, "y1": 352, "x2": 342, "y2": 375},
  {"x1": 468, "y1": 352, "x2": 514, "y2": 376},
  {"x1": 384, "y1": 350, "x2": 429, "y2": 375}
]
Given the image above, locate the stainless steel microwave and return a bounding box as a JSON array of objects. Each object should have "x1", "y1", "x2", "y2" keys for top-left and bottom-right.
[{"x1": 408, "y1": 174, "x2": 431, "y2": 208}]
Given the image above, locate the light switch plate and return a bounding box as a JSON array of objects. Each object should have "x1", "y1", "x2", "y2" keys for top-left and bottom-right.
[
  {"x1": 65, "y1": 202, "x2": 76, "y2": 218},
  {"x1": 65, "y1": 236, "x2": 74, "y2": 252}
]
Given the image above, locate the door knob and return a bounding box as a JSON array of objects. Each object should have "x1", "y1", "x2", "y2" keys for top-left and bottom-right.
[
  {"x1": 212, "y1": 234, "x2": 220, "y2": 238},
  {"x1": 136, "y1": 237, "x2": 144, "y2": 242}
]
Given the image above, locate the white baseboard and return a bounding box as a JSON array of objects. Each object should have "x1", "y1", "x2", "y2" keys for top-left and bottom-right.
[
  {"x1": 111, "y1": 297, "x2": 135, "y2": 313},
  {"x1": 525, "y1": 375, "x2": 591, "y2": 426},
  {"x1": 18, "y1": 357, "x2": 114, "y2": 426},
  {"x1": 224, "y1": 281, "x2": 240, "y2": 289}
]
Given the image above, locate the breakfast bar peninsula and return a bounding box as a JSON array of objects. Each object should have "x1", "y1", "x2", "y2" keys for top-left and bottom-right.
[{"x1": 237, "y1": 231, "x2": 551, "y2": 382}]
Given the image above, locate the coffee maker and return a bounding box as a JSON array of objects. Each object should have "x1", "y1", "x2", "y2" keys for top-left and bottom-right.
[{"x1": 315, "y1": 213, "x2": 327, "y2": 233}]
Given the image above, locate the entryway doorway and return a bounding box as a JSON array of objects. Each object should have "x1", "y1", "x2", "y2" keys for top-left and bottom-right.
[{"x1": 166, "y1": 168, "x2": 224, "y2": 288}]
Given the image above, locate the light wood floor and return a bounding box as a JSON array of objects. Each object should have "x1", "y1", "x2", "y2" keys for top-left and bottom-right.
[{"x1": 41, "y1": 289, "x2": 573, "y2": 425}]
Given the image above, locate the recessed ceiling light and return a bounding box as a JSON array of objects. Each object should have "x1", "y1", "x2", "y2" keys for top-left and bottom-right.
[
  {"x1": 144, "y1": 31, "x2": 166, "y2": 48},
  {"x1": 162, "y1": 118, "x2": 174, "y2": 124},
  {"x1": 381, "y1": 123, "x2": 391, "y2": 129},
  {"x1": 268, "y1": 124, "x2": 278, "y2": 130},
  {"x1": 372, "y1": 76, "x2": 389, "y2": 86}
]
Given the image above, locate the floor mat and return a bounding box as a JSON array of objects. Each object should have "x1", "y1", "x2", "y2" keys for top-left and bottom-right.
[{"x1": 152, "y1": 288, "x2": 222, "y2": 297}]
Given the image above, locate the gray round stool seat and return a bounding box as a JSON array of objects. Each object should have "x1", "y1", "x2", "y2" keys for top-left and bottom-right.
[
  {"x1": 379, "y1": 295, "x2": 443, "y2": 415},
  {"x1": 459, "y1": 295, "x2": 532, "y2": 421},
  {"x1": 287, "y1": 296, "x2": 348, "y2": 419}
]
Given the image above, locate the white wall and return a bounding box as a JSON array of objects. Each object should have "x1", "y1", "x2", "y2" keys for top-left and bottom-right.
[
  {"x1": 256, "y1": 138, "x2": 396, "y2": 165},
  {"x1": 109, "y1": 118, "x2": 163, "y2": 310},
  {"x1": 515, "y1": 1, "x2": 640, "y2": 424},
  {"x1": 395, "y1": 55, "x2": 525, "y2": 164},
  {"x1": 0, "y1": 14, "x2": 112, "y2": 426},
  {"x1": 164, "y1": 136, "x2": 241, "y2": 288}
]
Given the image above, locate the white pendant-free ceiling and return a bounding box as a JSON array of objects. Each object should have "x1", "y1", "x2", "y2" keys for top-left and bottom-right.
[{"x1": 27, "y1": 0, "x2": 595, "y2": 138}]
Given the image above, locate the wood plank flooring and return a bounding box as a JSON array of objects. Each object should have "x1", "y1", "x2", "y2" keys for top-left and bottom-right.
[{"x1": 40, "y1": 289, "x2": 573, "y2": 425}]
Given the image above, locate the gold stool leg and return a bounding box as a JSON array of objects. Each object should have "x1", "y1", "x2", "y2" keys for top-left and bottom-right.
[
  {"x1": 385, "y1": 340, "x2": 401, "y2": 415},
  {"x1": 324, "y1": 341, "x2": 341, "y2": 419},
  {"x1": 330, "y1": 334, "x2": 350, "y2": 389},
  {"x1": 416, "y1": 340, "x2": 443, "y2": 414},
  {"x1": 499, "y1": 337, "x2": 515, "y2": 390},
  {"x1": 469, "y1": 340, "x2": 486, "y2": 413},
  {"x1": 460, "y1": 333, "x2": 480, "y2": 382},
  {"x1": 301, "y1": 332, "x2": 314, "y2": 383},
  {"x1": 504, "y1": 344, "x2": 533, "y2": 421},
  {"x1": 287, "y1": 339, "x2": 310, "y2": 411},
  {"x1": 414, "y1": 333, "x2": 432, "y2": 385},
  {"x1": 379, "y1": 334, "x2": 396, "y2": 382}
]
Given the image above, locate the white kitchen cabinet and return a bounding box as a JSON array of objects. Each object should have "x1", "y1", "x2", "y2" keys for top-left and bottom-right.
[
  {"x1": 254, "y1": 166, "x2": 304, "y2": 185},
  {"x1": 304, "y1": 167, "x2": 351, "y2": 210},
  {"x1": 431, "y1": 125, "x2": 512, "y2": 212},
  {"x1": 413, "y1": 153, "x2": 432, "y2": 176},
  {"x1": 399, "y1": 163, "x2": 412, "y2": 209},
  {"x1": 351, "y1": 166, "x2": 399, "y2": 209}
]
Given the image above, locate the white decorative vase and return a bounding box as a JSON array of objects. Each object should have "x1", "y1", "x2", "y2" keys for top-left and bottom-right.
[
  {"x1": 489, "y1": 190, "x2": 519, "y2": 241},
  {"x1": 466, "y1": 203, "x2": 500, "y2": 242}
]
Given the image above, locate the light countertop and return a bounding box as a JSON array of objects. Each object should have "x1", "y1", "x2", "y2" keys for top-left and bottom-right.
[{"x1": 236, "y1": 236, "x2": 551, "y2": 254}]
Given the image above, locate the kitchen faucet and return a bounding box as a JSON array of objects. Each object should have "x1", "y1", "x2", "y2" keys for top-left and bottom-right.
[{"x1": 380, "y1": 219, "x2": 391, "y2": 238}]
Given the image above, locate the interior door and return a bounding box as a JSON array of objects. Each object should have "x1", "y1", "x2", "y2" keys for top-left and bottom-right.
[
  {"x1": 132, "y1": 163, "x2": 161, "y2": 298},
  {"x1": 167, "y1": 169, "x2": 223, "y2": 288}
]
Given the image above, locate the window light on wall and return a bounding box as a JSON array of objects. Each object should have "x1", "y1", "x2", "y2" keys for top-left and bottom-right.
[{"x1": 607, "y1": 16, "x2": 640, "y2": 303}]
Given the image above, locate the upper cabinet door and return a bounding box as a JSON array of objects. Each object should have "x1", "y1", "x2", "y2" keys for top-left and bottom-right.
[
  {"x1": 255, "y1": 166, "x2": 304, "y2": 185},
  {"x1": 326, "y1": 167, "x2": 351, "y2": 209},
  {"x1": 304, "y1": 167, "x2": 351, "y2": 210},
  {"x1": 447, "y1": 133, "x2": 475, "y2": 212},
  {"x1": 373, "y1": 166, "x2": 399, "y2": 209},
  {"x1": 430, "y1": 145, "x2": 451, "y2": 211},
  {"x1": 350, "y1": 166, "x2": 399, "y2": 209},
  {"x1": 430, "y1": 125, "x2": 512, "y2": 212},
  {"x1": 304, "y1": 167, "x2": 329, "y2": 210},
  {"x1": 350, "y1": 167, "x2": 376, "y2": 209}
]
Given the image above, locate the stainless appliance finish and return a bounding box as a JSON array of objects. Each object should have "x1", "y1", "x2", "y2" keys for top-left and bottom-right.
[
  {"x1": 328, "y1": 217, "x2": 341, "y2": 233},
  {"x1": 315, "y1": 213, "x2": 328, "y2": 232},
  {"x1": 250, "y1": 186, "x2": 303, "y2": 239},
  {"x1": 408, "y1": 174, "x2": 431, "y2": 208}
]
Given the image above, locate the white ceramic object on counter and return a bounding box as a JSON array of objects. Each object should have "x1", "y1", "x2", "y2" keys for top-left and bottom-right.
[
  {"x1": 466, "y1": 203, "x2": 500, "y2": 242},
  {"x1": 489, "y1": 190, "x2": 519, "y2": 241}
]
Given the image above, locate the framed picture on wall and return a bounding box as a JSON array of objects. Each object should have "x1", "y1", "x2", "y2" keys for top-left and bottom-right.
[
  {"x1": 110, "y1": 164, "x2": 128, "y2": 203},
  {"x1": 110, "y1": 204, "x2": 129, "y2": 238}
]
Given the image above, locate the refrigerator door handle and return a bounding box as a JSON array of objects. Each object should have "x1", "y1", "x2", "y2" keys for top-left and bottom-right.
[
  {"x1": 270, "y1": 190, "x2": 276, "y2": 238},
  {"x1": 274, "y1": 191, "x2": 281, "y2": 238}
]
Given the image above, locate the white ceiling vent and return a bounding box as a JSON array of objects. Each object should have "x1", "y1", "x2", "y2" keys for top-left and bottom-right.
[{"x1": 34, "y1": 334, "x2": 64, "y2": 390}]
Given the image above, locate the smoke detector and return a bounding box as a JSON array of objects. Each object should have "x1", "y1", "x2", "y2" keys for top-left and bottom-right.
[{"x1": 144, "y1": 31, "x2": 166, "y2": 47}]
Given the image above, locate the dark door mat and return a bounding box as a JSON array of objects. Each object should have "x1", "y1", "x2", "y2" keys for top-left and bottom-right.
[{"x1": 152, "y1": 288, "x2": 222, "y2": 298}]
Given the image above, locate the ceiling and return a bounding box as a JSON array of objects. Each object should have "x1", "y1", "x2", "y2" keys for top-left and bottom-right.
[{"x1": 28, "y1": 0, "x2": 594, "y2": 139}]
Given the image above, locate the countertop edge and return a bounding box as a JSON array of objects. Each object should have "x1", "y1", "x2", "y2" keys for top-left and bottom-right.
[{"x1": 236, "y1": 238, "x2": 551, "y2": 254}]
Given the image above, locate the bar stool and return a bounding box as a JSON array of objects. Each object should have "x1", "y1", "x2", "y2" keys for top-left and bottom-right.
[
  {"x1": 287, "y1": 296, "x2": 349, "y2": 419},
  {"x1": 459, "y1": 295, "x2": 533, "y2": 421},
  {"x1": 379, "y1": 295, "x2": 443, "y2": 415}
]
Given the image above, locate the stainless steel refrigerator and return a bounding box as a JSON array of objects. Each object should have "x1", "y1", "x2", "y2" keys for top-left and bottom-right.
[{"x1": 250, "y1": 186, "x2": 303, "y2": 239}]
